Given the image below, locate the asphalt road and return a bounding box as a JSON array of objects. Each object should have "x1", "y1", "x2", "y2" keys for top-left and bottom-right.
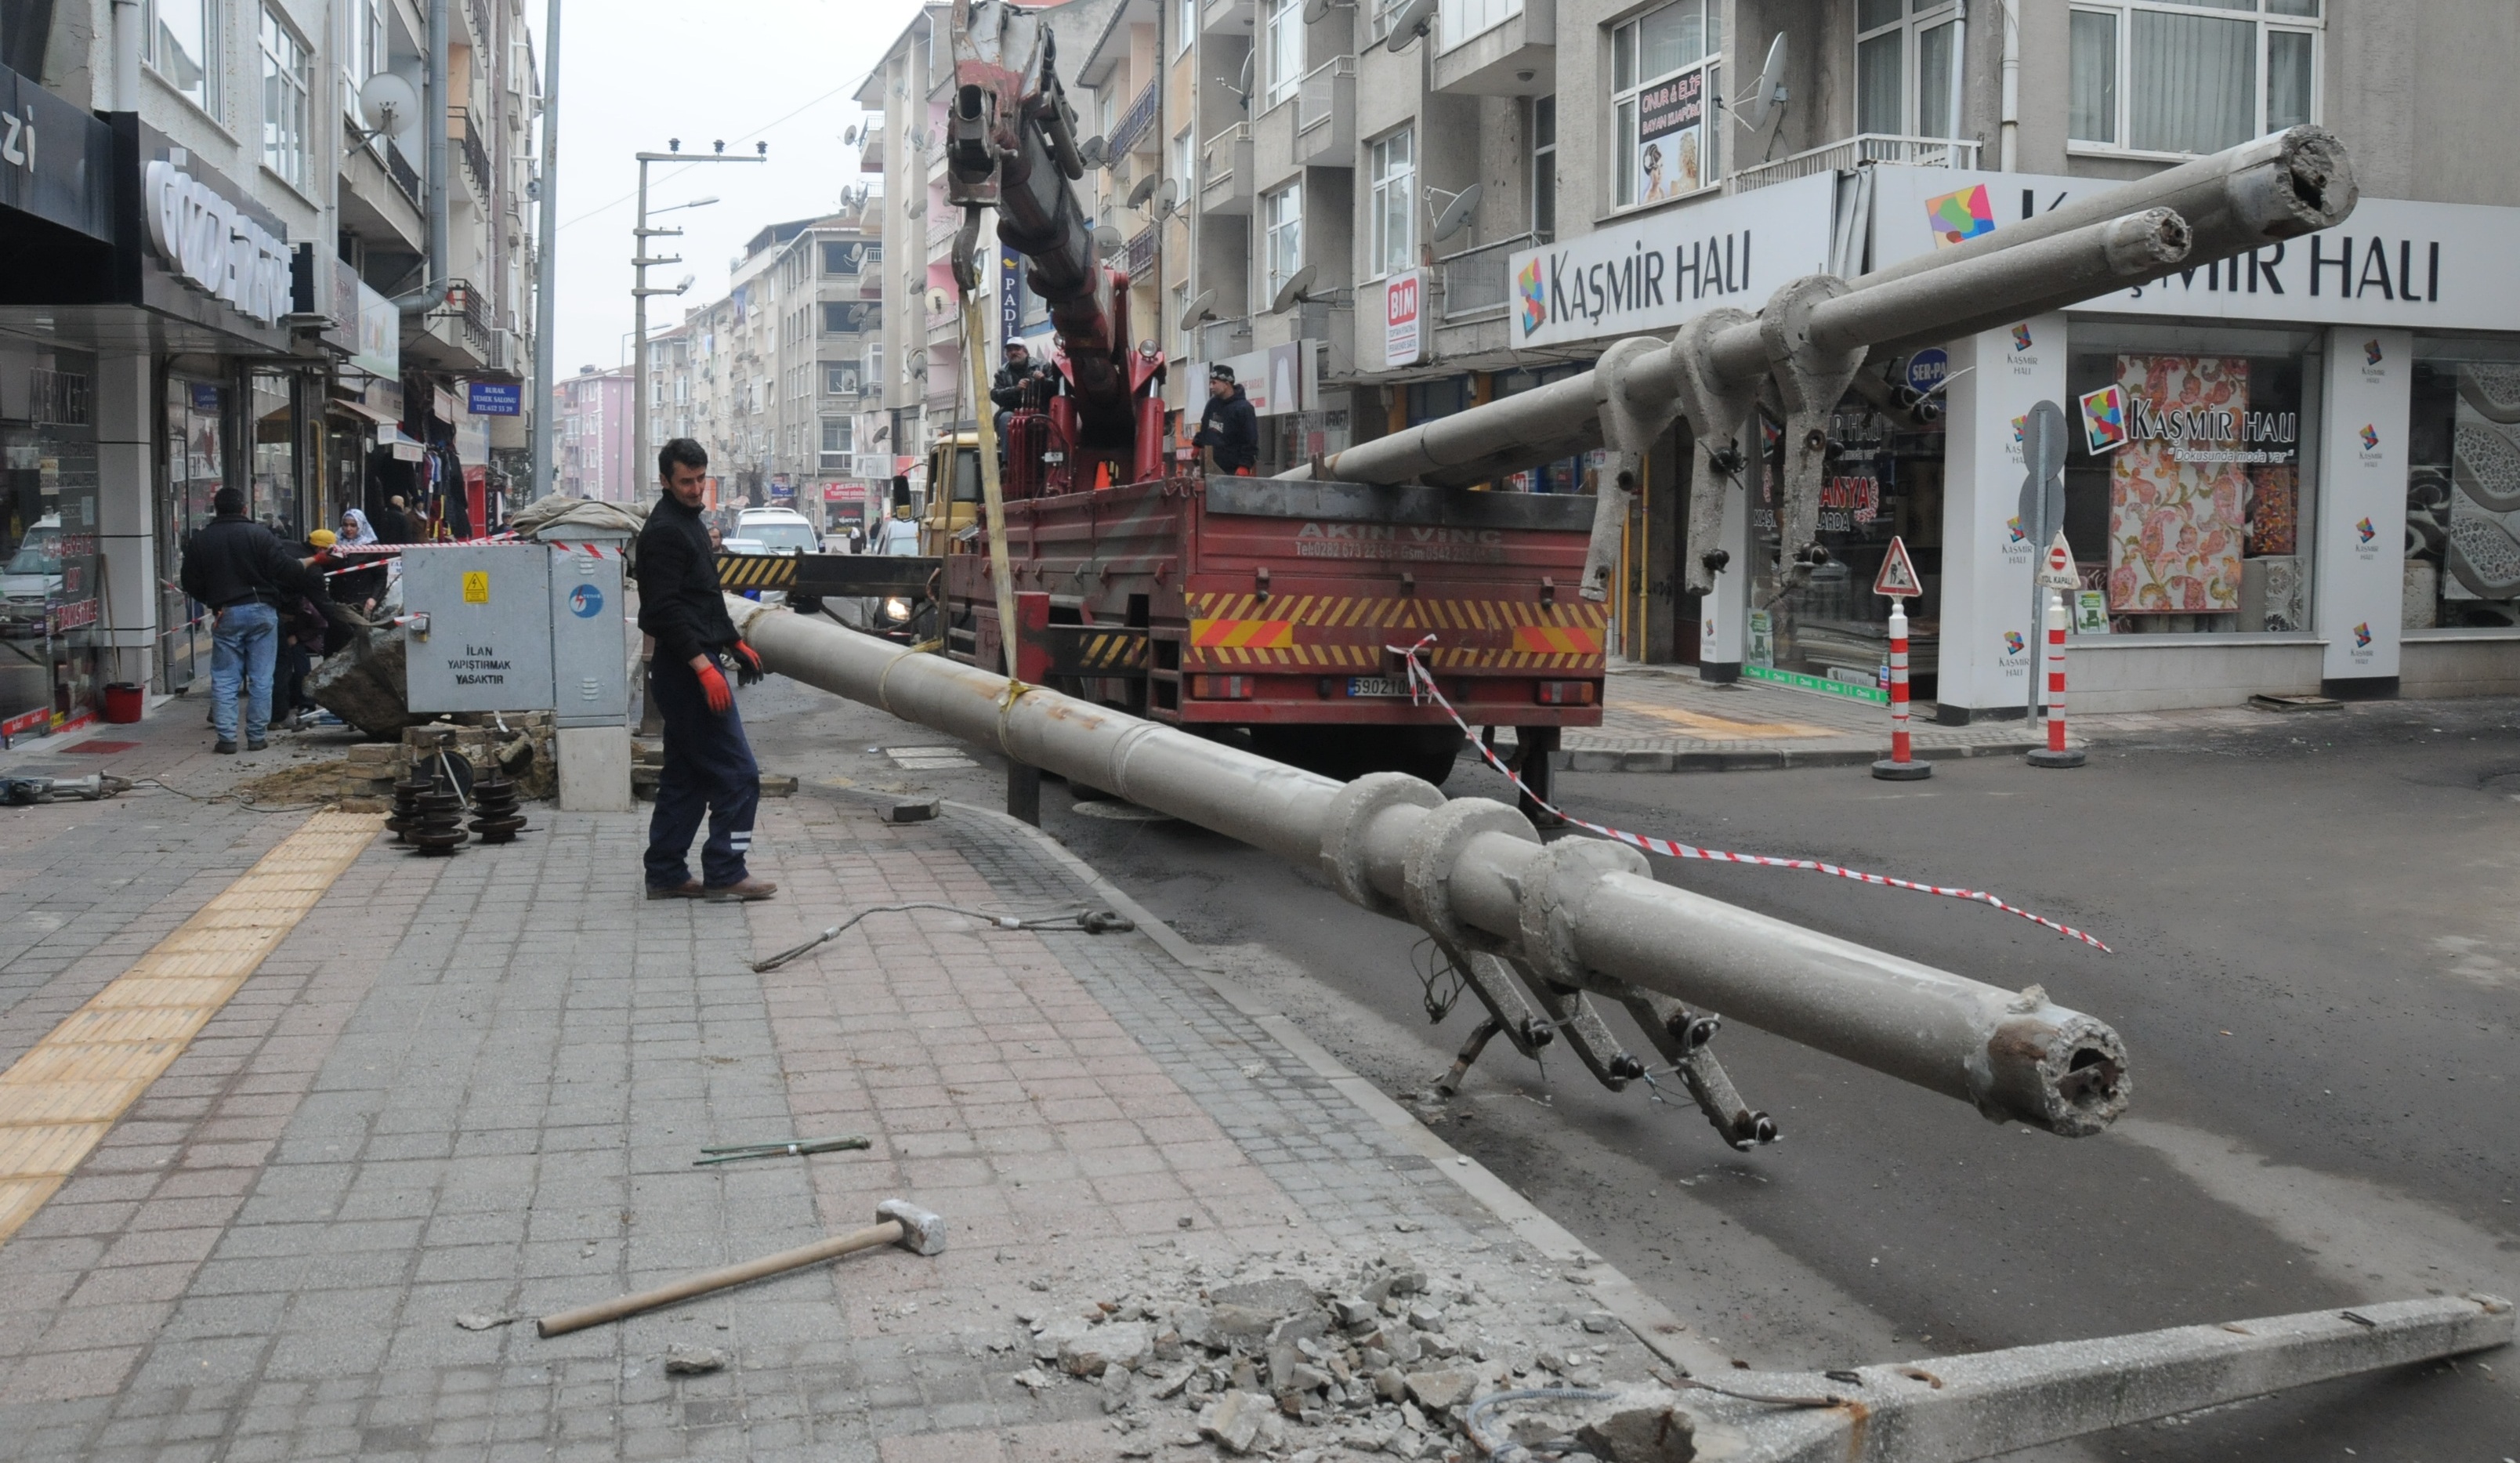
[{"x1": 740, "y1": 679, "x2": 2520, "y2": 1462}]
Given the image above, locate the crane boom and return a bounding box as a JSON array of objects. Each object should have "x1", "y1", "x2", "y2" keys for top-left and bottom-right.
[{"x1": 947, "y1": 0, "x2": 1162, "y2": 469}]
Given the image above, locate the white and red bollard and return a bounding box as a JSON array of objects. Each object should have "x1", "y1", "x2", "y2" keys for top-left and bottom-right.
[
  {"x1": 2027, "y1": 591, "x2": 2087, "y2": 768},
  {"x1": 1871, "y1": 600, "x2": 1932, "y2": 781}
]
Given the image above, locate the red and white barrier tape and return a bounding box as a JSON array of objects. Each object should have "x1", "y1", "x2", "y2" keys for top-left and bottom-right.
[{"x1": 1389, "y1": 636, "x2": 2110, "y2": 953}]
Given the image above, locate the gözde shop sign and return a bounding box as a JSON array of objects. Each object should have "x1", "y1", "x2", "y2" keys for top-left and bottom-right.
[
  {"x1": 139, "y1": 137, "x2": 294, "y2": 332},
  {"x1": 1866, "y1": 166, "x2": 2520, "y2": 331}
]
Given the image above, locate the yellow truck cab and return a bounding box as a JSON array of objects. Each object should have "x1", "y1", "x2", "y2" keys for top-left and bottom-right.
[{"x1": 921, "y1": 428, "x2": 983, "y2": 556}]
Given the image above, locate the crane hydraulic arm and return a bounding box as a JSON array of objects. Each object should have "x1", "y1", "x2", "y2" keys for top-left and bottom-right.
[{"x1": 947, "y1": 0, "x2": 1167, "y2": 483}]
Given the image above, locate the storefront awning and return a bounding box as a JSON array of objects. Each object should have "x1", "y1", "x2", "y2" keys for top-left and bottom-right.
[{"x1": 327, "y1": 397, "x2": 401, "y2": 428}]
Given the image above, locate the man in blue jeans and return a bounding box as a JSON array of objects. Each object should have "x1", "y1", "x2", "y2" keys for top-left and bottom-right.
[
  {"x1": 635, "y1": 439, "x2": 777, "y2": 901},
  {"x1": 178, "y1": 488, "x2": 330, "y2": 753}
]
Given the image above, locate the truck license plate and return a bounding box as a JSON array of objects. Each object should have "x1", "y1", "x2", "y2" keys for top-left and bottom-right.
[{"x1": 1346, "y1": 676, "x2": 1410, "y2": 698}]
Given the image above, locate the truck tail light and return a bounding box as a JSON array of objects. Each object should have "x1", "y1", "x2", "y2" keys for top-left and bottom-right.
[
  {"x1": 1534, "y1": 680, "x2": 1596, "y2": 706},
  {"x1": 1190, "y1": 675, "x2": 1253, "y2": 700}
]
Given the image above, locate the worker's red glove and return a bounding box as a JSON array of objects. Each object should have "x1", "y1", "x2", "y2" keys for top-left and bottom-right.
[
  {"x1": 730, "y1": 641, "x2": 765, "y2": 686},
  {"x1": 694, "y1": 661, "x2": 734, "y2": 714}
]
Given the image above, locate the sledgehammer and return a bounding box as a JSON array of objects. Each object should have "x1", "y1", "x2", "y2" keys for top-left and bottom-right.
[{"x1": 535, "y1": 1200, "x2": 947, "y2": 1337}]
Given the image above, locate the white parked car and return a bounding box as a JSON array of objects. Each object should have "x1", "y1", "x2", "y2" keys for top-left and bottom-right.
[
  {"x1": 1, "y1": 515, "x2": 63, "y2": 638},
  {"x1": 734, "y1": 508, "x2": 817, "y2": 556}
]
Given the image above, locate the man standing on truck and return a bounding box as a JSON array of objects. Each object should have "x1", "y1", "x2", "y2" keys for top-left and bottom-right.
[
  {"x1": 1195, "y1": 364, "x2": 1259, "y2": 475},
  {"x1": 637, "y1": 438, "x2": 777, "y2": 904}
]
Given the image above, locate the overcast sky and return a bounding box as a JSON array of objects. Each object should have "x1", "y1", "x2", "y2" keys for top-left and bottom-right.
[{"x1": 537, "y1": 0, "x2": 925, "y2": 377}]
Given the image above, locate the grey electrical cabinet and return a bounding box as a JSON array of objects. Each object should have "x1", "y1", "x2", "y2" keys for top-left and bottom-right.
[
  {"x1": 546, "y1": 542, "x2": 631, "y2": 728},
  {"x1": 401, "y1": 544, "x2": 559, "y2": 714}
]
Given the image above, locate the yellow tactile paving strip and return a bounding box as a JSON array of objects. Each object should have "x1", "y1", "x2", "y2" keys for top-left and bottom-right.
[
  {"x1": 0, "y1": 811, "x2": 382, "y2": 1248},
  {"x1": 1616, "y1": 703, "x2": 1841, "y2": 739}
]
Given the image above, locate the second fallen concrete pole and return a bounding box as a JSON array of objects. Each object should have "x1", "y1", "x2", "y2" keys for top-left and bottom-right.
[{"x1": 730, "y1": 598, "x2": 2131, "y2": 1136}]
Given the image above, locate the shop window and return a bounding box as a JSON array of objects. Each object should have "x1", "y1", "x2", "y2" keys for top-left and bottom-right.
[
  {"x1": 2066, "y1": 324, "x2": 2319, "y2": 635},
  {"x1": 2069, "y1": 1, "x2": 2320, "y2": 156},
  {"x1": 1368, "y1": 127, "x2": 1414, "y2": 281},
  {"x1": 2, "y1": 349, "x2": 103, "y2": 725},
  {"x1": 1612, "y1": 0, "x2": 1720, "y2": 208},
  {"x1": 2406, "y1": 342, "x2": 2520, "y2": 631},
  {"x1": 1749, "y1": 388, "x2": 1946, "y2": 700},
  {"x1": 146, "y1": 0, "x2": 222, "y2": 117},
  {"x1": 1856, "y1": 0, "x2": 1960, "y2": 140},
  {"x1": 1405, "y1": 377, "x2": 1467, "y2": 423}
]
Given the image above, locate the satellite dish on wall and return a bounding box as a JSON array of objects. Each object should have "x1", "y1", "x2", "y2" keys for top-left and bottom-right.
[
  {"x1": 1430, "y1": 183, "x2": 1483, "y2": 243},
  {"x1": 842, "y1": 123, "x2": 860, "y2": 146},
  {"x1": 1078, "y1": 133, "x2": 1109, "y2": 168},
  {"x1": 1385, "y1": 0, "x2": 1438, "y2": 53},
  {"x1": 1093, "y1": 224, "x2": 1124, "y2": 258},
  {"x1": 1126, "y1": 172, "x2": 1161, "y2": 208},
  {"x1": 358, "y1": 72, "x2": 421, "y2": 146},
  {"x1": 1269, "y1": 263, "x2": 1318, "y2": 315},
  {"x1": 1179, "y1": 288, "x2": 1218, "y2": 332},
  {"x1": 1155, "y1": 179, "x2": 1179, "y2": 216},
  {"x1": 1302, "y1": 0, "x2": 1338, "y2": 22},
  {"x1": 1740, "y1": 33, "x2": 1788, "y2": 132}
]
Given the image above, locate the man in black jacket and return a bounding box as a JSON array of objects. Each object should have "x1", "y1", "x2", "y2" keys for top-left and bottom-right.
[
  {"x1": 179, "y1": 487, "x2": 331, "y2": 753},
  {"x1": 635, "y1": 438, "x2": 777, "y2": 902},
  {"x1": 1193, "y1": 364, "x2": 1259, "y2": 473}
]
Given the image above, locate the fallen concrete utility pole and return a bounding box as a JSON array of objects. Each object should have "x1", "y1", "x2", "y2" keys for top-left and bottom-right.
[
  {"x1": 534, "y1": 1200, "x2": 946, "y2": 1337},
  {"x1": 1473, "y1": 1294, "x2": 2511, "y2": 1463},
  {"x1": 728, "y1": 597, "x2": 2128, "y2": 1139},
  {"x1": 1276, "y1": 126, "x2": 2358, "y2": 603}
]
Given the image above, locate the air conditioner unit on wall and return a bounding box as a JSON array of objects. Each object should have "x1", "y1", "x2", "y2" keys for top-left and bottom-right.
[{"x1": 490, "y1": 329, "x2": 516, "y2": 372}]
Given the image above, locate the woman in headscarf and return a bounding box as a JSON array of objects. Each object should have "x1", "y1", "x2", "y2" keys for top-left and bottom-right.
[{"x1": 328, "y1": 508, "x2": 390, "y2": 618}]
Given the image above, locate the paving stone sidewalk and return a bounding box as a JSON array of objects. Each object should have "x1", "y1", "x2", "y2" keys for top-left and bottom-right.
[
  {"x1": 0, "y1": 749, "x2": 1689, "y2": 1461},
  {"x1": 1548, "y1": 662, "x2": 2301, "y2": 771}
]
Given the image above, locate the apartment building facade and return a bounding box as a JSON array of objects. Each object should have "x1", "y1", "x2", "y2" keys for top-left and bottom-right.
[
  {"x1": 0, "y1": 0, "x2": 540, "y2": 738},
  {"x1": 552, "y1": 364, "x2": 632, "y2": 502},
  {"x1": 643, "y1": 205, "x2": 885, "y2": 528},
  {"x1": 1021, "y1": 0, "x2": 2520, "y2": 712}
]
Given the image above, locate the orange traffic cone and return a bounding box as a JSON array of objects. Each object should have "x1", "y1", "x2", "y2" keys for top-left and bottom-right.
[{"x1": 1095, "y1": 461, "x2": 1112, "y2": 490}]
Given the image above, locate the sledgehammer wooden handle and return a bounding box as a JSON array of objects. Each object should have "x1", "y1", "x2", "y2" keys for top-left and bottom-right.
[{"x1": 536, "y1": 1200, "x2": 947, "y2": 1337}]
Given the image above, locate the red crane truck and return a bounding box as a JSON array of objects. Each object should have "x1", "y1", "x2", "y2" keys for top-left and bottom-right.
[{"x1": 916, "y1": 0, "x2": 1606, "y2": 790}]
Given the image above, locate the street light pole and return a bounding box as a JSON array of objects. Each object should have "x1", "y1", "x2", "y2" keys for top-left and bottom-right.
[
  {"x1": 530, "y1": 0, "x2": 561, "y2": 504},
  {"x1": 632, "y1": 144, "x2": 762, "y2": 507}
]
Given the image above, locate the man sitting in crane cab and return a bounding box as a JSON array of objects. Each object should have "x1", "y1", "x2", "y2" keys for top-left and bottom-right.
[
  {"x1": 1195, "y1": 363, "x2": 1258, "y2": 476},
  {"x1": 990, "y1": 337, "x2": 1052, "y2": 451}
]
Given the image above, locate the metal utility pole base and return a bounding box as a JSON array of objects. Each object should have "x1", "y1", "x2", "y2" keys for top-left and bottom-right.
[
  {"x1": 2026, "y1": 747, "x2": 2087, "y2": 769},
  {"x1": 1871, "y1": 758, "x2": 1934, "y2": 781},
  {"x1": 1006, "y1": 761, "x2": 1042, "y2": 825}
]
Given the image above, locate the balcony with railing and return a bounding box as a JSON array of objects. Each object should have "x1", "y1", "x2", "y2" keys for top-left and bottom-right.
[
  {"x1": 1109, "y1": 77, "x2": 1160, "y2": 159},
  {"x1": 386, "y1": 139, "x2": 422, "y2": 205},
  {"x1": 1432, "y1": 0, "x2": 1553, "y2": 97},
  {"x1": 1200, "y1": 315, "x2": 1254, "y2": 364},
  {"x1": 1437, "y1": 231, "x2": 1546, "y2": 321},
  {"x1": 1292, "y1": 56, "x2": 1355, "y2": 168},
  {"x1": 1726, "y1": 133, "x2": 1981, "y2": 195},
  {"x1": 1201, "y1": 123, "x2": 1253, "y2": 216},
  {"x1": 455, "y1": 111, "x2": 494, "y2": 201}
]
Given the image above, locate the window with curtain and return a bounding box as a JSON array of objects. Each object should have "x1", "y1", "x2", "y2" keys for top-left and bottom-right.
[
  {"x1": 1263, "y1": 182, "x2": 1303, "y2": 304},
  {"x1": 147, "y1": 0, "x2": 222, "y2": 116},
  {"x1": 1611, "y1": 0, "x2": 1722, "y2": 209},
  {"x1": 262, "y1": 8, "x2": 311, "y2": 190},
  {"x1": 2069, "y1": 1, "x2": 2319, "y2": 154},
  {"x1": 1262, "y1": 0, "x2": 1304, "y2": 108},
  {"x1": 1855, "y1": 0, "x2": 1961, "y2": 139},
  {"x1": 1369, "y1": 127, "x2": 1414, "y2": 279}
]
